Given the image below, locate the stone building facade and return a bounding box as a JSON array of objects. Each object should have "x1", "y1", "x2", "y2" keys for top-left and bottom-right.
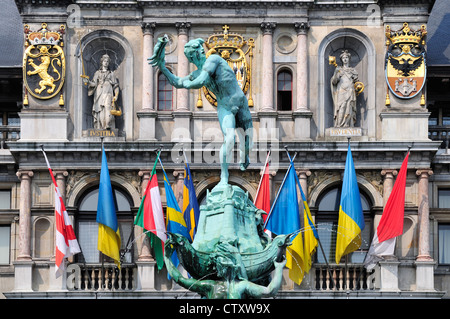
[{"x1": 0, "y1": 0, "x2": 449, "y2": 298}]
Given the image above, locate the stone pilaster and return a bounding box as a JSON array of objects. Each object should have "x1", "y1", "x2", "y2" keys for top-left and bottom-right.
[
  {"x1": 14, "y1": 170, "x2": 34, "y2": 292},
  {"x1": 172, "y1": 22, "x2": 192, "y2": 143},
  {"x1": 260, "y1": 22, "x2": 276, "y2": 112},
  {"x1": 293, "y1": 22, "x2": 313, "y2": 140},
  {"x1": 138, "y1": 22, "x2": 158, "y2": 141},
  {"x1": 415, "y1": 169, "x2": 435, "y2": 292}
]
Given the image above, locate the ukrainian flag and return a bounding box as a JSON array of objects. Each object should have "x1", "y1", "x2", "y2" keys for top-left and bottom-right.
[
  {"x1": 97, "y1": 146, "x2": 121, "y2": 268},
  {"x1": 182, "y1": 161, "x2": 200, "y2": 241},
  {"x1": 296, "y1": 174, "x2": 318, "y2": 274},
  {"x1": 265, "y1": 162, "x2": 306, "y2": 285},
  {"x1": 335, "y1": 144, "x2": 365, "y2": 264}
]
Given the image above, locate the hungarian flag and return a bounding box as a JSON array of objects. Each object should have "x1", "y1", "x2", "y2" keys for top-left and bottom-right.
[
  {"x1": 364, "y1": 151, "x2": 409, "y2": 270},
  {"x1": 41, "y1": 148, "x2": 81, "y2": 278},
  {"x1": 254, "y1": 151, "x2": 271, "y2": 223},
  {"x1": 134, "y1": 151, "x2": 167, "y2": 270}
]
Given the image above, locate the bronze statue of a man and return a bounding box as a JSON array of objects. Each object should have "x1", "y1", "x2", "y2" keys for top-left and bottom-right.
[{"x1": 150, "y1": 36, "x2": 253, "y2": 185}]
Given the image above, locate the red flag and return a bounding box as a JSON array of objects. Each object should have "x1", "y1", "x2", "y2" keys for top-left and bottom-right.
[
  {"x1": 364, "y1": 151, "x2": 409, "y2": 270},
  {"x1": 254, "y1": 152, "x2": 271, "y2": 223},
  {"x1": 42, "y1": 149, "x2": 81, "y2": 278},
  {"x1": 377, "y1": 152, "x2": 409, "y2": 242}
]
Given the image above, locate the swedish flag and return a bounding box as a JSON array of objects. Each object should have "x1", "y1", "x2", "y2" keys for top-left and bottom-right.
[
  {"x1": 182, "y1": 161, "x2": 200, "y2": 241},
  {"x1": 159, "y1": 158, "x2": 191, "y2": 272}
]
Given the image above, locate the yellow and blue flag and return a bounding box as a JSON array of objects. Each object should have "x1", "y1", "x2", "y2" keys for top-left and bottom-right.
[
  {"x1": 159, "y1": 158, "x2": 191, "y2": 271},
  {"x1": 265, "y1": 162, "x2": 306, "y2": 285},
  {"x1": 97, "y1": 146, "x2": 121, "y2": 268},
  {"x1": 335, "y1": 144, "x2": 365, "y2": 264},
  {"x1": 182, "y1": 160, "x2": 200, "y2": 241},
  {"x1": 295, "y1": 174, "x2": 318, "y2": 274}
]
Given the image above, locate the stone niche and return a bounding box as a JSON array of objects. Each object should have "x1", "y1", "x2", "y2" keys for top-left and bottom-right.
[
  {"x1": 318, "y1": 28, "x2": 376, "y2": 141},
  {"x1": 74, "y1": 30, "x2": 133, "y2": 141}
]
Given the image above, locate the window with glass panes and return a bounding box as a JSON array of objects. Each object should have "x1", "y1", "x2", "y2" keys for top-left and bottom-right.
[
  {"x1": 76, "y1": 186, "x2": 134, "y2": 264},
  {"x1": 277, "y1": 70, "x2": 292, "y2": 111},
  {"x1": 315, "y1": 186, "x2": 373, "y2": 264},
  {"x1": 157, "y1": 72, "x2": 173, "y2": 111}
]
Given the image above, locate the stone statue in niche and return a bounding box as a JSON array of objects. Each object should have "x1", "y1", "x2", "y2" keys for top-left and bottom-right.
[
  {"x1": 329, "y1": 50, "x2": 364, "y2": 128},
  {"x1": 86, "y1": 54, "x2": 120, "y2": 130}
]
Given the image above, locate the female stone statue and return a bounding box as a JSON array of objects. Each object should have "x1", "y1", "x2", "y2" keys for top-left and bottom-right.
[
  {"x1": 87, "y1": 54, "x2": 119, "y2": 130},
  {"x1": 331, "y1": 50, "x2": 359, "y2": 128}
]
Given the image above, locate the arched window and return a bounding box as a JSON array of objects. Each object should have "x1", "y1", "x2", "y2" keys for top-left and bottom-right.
[
  {"x1": 277, "y1": 70, "x2": 292, "y2": 111},
  {"x1": 157, "y1": 72, "x2": 173, "y2": 111},
  {"x1": 315, "y1": 185, "x2": 373, "y2": 264},
  {"x1": 76, "y1": 186, "x2": 134, "y2": 264}
]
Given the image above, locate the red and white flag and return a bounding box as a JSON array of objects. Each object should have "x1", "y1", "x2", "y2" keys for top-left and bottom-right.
[
  {"x1": 254, "y1": 151, "x2": 271, "y2": 226},
  {"x1": 42, "y1": 148, "x2": 81, "y2": 278},
  {"x1": 364, "y1": 151, "x2": 409, "y2": 270}
]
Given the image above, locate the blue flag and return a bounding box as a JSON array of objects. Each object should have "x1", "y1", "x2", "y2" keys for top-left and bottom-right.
[
  {"x1": 265, "y1": 162, "x2": 306, "y2": 285},
  {"x1": 335, "y1": 144, "x2": 365, "y2": 264},
  {"x1": 182, "y1": 161, "x2": 200, "y2": 241},
  {"x1": 97, "y1": 146, "x2": 121, "y2": 268},
  {"x1": 159, "y1": 159, "x2": 191, "y2": 274}
]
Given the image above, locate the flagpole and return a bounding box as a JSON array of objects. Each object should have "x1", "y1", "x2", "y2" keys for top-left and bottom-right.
[
  {"x1": 357, "y1": 144, "x2": 413, "y2": 286},
  {"x1": 120, "y1": 146, "x2": 163, "y2": 266},
  {"x1": 40, "y1": 144, "x2": 94, "y2": 288},
  {"x1": 263, "y1": 151, "x2": 297, "y2": 229},
  {"x1": 254, "y1": 149, "x2": 271, "y2": 205},
  {"x1": 284, "y1": 146, "x2": 336, "y2": 289}
]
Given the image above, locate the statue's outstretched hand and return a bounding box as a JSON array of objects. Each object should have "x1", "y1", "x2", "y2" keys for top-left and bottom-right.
[{"x1": 149, "y1": 36, "x2": 168, "y2": 68}]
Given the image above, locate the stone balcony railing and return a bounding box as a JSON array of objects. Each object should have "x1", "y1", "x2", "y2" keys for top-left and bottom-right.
[{"x1": 66, "y1": 263, "x2": 136, "y2": 291}]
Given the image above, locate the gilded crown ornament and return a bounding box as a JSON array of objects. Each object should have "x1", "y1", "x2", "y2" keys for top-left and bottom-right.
[{"x1": 198, "y1": 25, "x2": 255, "y2": 107}]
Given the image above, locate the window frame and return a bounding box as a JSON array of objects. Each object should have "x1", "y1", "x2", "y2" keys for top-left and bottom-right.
[
  {"x1": 157, "y1": 71, "x2": 174, "y2": 111},
  {"x1": 76, "y1": 185, "x2": 135, "y2": 265},
  {"x1": 314, "y1": 185, "x2": 373, "y2": 265},
  {"x1": 276, "y1": 69, "x2": 293, "y2": 111}
]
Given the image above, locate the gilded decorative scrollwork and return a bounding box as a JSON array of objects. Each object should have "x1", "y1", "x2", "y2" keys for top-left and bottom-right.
[{"x1": 198, "y1": 25, "x2": 254, "y2": 107}]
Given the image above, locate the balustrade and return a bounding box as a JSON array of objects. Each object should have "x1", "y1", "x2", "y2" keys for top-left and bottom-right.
[
  {"x1": 66, "y1": 263, "x2": 136, "y2": 292},
  {"x1": 315, "y1": 265, "x2": 375, "y2": 291}
]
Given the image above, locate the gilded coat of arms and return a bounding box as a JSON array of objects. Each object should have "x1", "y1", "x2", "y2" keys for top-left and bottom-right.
[
  {"x1": 385, "y1": 23, "x2": 427, "y2": 101},
  {"x1": 23, "y1": 23, "x2": 66, "y2": 101},
  {"x1": 198, "y1": 25, "x2": 254, "y2": 107}
]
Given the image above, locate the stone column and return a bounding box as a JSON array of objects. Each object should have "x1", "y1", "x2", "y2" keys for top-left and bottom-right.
[
  {"x1": 294, "y1": 22, "x2": 309, "y2": 112},
  {"x1": 137, "y1": 170, "x2": 153, "y2": 261},
  {"x1": 259, "y1": 22, "x2": 278, "y2": 142},
  {"x1": 16, "y1": 170, "x2": 33, "y2": 261},
  {"x1": 297, "y1": 169, "x2": 311, "y2": 198},
  {"x1": 293, "y1": 22, "x2": 313, "y2": 140},
  {"x1": 173, "y1": 170, "x2": 185, "y2": 211},
  {"x1": 14, "y1": 170, "x2": 34, "y2": 292},
  {"x1": 175, "y1": 22, "x2": 190, "y2": 112},
  {"x1": 172, "y1": 22, "x2": 192, "y2": 143},
  {"x1": 138, "y1": 22, "x2": 158, "y2": 141},
  {"x1": 415, "y1": 169, "x2": 433, "y2": 261},
  {"x1": 378, "y1": 169, "x2": 401, "y2": 291},
  {"x1": 260, "y1": 22, "x2": 276, "y2": 112},
  {"x1": 381, "y1": 169, "x2": 397, "y2": 206},
  {"x1": 415, "y1": 169, "x2": 435, "y2": 291},
  {"x1": 49, "y1": 170, "x2": 69, "y2": 291}
]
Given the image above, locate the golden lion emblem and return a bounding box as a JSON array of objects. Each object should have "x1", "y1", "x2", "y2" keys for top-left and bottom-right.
[{"x1": 24, "y1": 44, "x2": 65, "y2": 99}]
